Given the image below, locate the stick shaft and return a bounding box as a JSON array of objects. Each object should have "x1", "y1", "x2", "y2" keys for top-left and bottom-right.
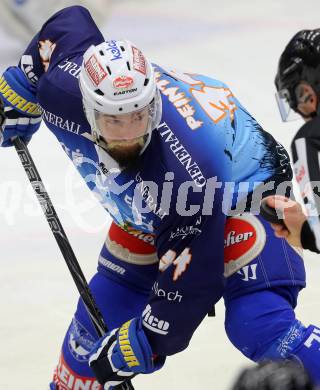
[
  {"x1": 13, "y1": 136, "x2": 106, "y2": 337},
  {"x1": 13, "y1": 137, "x2": 136, "y2": 389}
]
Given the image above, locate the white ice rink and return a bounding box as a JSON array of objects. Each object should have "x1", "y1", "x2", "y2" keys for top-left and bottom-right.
[{"x1": 1, "y1": 1, "x2": 320, "y2": 388}]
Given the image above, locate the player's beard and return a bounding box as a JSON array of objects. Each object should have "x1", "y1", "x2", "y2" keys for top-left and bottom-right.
[{"x1": 105, "y1": 136, "x2": 146, "y2": 169}]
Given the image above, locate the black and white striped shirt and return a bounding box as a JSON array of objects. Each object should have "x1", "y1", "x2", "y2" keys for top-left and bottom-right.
[{"x1": 291, "y1": 115, "x2": 320, "y2": 253}]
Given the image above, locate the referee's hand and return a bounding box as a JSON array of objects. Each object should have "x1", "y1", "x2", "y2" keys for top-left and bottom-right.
[{"x1": 265, "y1": 195, "x2": 307, "y2": 248}]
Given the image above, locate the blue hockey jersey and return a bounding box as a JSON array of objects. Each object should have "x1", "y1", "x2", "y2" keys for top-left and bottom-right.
[{"x1": 2, "y1": 6, "x2": 293, "y2": 355}]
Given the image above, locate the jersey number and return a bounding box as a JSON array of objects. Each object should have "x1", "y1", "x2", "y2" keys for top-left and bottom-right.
[{"x1": 159, "y1": 248, "x2": 192, "y2": 281}]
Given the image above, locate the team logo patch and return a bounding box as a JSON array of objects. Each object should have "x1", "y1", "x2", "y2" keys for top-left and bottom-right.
[
  {"x1": 132, "y1": 46, "x2": 146, "y2": 75},
  {"x1": 113, "y1": 75, "x2": 134, "y2": 89},
  {"x1": 224, "y1": 214, "x2": 266, "y2": 277},
  {"x1": 85, "y1": 54, "x2": 107, "y2": 86},
  {"x1": 67, "y1": 318, "x2": 96, "y2": 362}
]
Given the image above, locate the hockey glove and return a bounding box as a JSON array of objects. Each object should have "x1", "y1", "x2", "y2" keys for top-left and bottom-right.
[
  {"x1": 0, "y1": 66, "x2": 41, "y2": 147},
  {"x1": 89, "y1": 318, "x2": 166, "y2": 389}
]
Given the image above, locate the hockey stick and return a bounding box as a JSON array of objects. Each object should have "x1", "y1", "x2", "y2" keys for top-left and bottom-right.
[{"x1": 12, "y1": 136, "x2": 135, "y2": 390}]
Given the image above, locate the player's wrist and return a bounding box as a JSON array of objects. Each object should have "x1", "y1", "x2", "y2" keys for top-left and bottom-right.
[
  {"x1": 116, "y1": 317, "x2": 165, "y2": 374},
  {"x1": 89, "y1": 317, "x2": 166, "y2": 387}
]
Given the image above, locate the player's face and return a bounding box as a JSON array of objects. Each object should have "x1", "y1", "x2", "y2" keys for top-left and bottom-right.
[
  {"x1": 96, "y1": 108, "x2": 149, "y2": 142},
  {"x1": 295, "y1": 82, "x2": 318, "y2": 121},
  {"x1": 95, "y1": 107, "x2": 150, "y2": 167}
]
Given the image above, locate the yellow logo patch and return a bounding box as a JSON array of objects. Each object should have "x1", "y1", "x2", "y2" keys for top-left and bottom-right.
[
  {"x1": 118, "y1": 320, "x2": 140, "y2": 368},
  {"x1": 0, "y1": 76, "x2": 40, "y2": 116}
]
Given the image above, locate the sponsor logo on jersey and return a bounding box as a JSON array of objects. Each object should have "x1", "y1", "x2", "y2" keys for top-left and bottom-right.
[
  {"x1": 155, "y1": 70, "x2": 203, "y2": 130},
  {"x1": 237, "y1": 263, "x2": 258, "y2": 282},
  {"x1": 223, "y1": 213, "x2": 266, "y2": 277},
  {"x1": 152, "y1": 281, "x2": 183, "y2": 302},
  {"x1": 277, "y1": 321, "x2": 306, "y2": 357},
  {"x1": 132, "y1": 46, "x2": 146, "y2": 75},
  {"x1": 98, "y1": 255, "x2": 126, "y2": 275},
  {"x1": 155, "y1": 68, "x2": 241, "y2": 128},
  {"x1": 106, "y1": 40, "x2": 122, "y2": 61},
  {"x1": 142, "y1": 304, "x2": 170, "y2": 335},
  {"x1": 0, "y1": 76, "x2": 40, "y2": 116},
  {"x1": 85, "y1": 54, "x2": 107, "y2": 86},
  {"x1": 58, "y1": 59, "x2": 82, "y2": 79},
  {"x1": 118, "y1": 320, "x2": 140, "y2": 367},
  {"x1": 157, "y1": 122, "x2": 206, "y2": 187},
  {"x1": 169, "y1": 224, "x2": 202, "y2": 241},
  {"x1": 114, "y1": 88, "x2": 138, "y2": 96},
  {"x1": 120, "y1": 221, "x2": 155, "y2": 245},
  {"x1": 39, "y1": 39, "x2": 56, "y2": 72},
  {"x1": 113, "y1": 75, "x2": 134, "y2": 89},
  {"x1": 68, "y1": 318, "x2": 95, "y2": 362},
  {"x1": 293, "y1": 144, "x2": 312, "y2": 200},
  {"x1": 54, "y1": 353, "x2": 101, "y2": 390},
  {"x1": 135, "y1": 172, "x2": 167, "y2": 219},
  {"x1": 38, "y1": 105, "x2": 81, "y2": 134},
  {"x1": 295, "y1": 165, "x2": 306, "y2": 184},
  {"x1": 20, "y1": 55, "x2": 38, "y2": 84}
]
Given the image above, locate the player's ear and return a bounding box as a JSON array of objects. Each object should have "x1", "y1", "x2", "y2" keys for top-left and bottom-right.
[
  {"x1": 295, "y1": 82, "x2": 314, "y2": 101},
  {"x1": 295, "y1": 82, "x2": 318, "y2": 118}
]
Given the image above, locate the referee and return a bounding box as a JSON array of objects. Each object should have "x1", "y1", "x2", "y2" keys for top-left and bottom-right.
[{"x1": 267, "y1": 29, "x2": 320, "y2": 253}]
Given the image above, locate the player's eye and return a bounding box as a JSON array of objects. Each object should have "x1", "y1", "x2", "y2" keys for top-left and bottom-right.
[{"x1": 104, "y1": 118, "x2": 121, "y2": 125}]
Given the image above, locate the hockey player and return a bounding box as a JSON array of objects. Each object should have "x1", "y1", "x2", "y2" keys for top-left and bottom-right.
[
  {"x1": 1, "y1": 6, "x2": 320, "y2": 389},
  {"x1": 269, "y1": 29, "x2": 320, "y2": 253}
]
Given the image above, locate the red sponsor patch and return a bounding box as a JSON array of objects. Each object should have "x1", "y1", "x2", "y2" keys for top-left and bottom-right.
[
  {"x1": 109, "y1": 221, "x2": 155, "y2": 254},
  {"x1": 224, "y1": 219, "x2": 256, "y2": 262},
  {"x1": 132, "y1": 46, "x2": 146, "y2": 75},
  {"x1": 224, "y1": 214, "x2": 266, "y2": 277},
  {"x1": 113, "y1": 75, "x2": 134, "y2": 89},
  {"x1": 85, "y1": 54, "x2": 107, "y2": 86},
  {"x1": 53, "y1": 353, "x2": 102, "y2": 390}
]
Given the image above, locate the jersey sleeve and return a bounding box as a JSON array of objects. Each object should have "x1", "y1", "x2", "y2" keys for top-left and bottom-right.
[
  {"x1": 291, "y1": 116, "x2": 320, "y2": 252},
  {"x1": 140, "y1": 132, "x2": 230, "y2": 356},
  {"x1": 18, "y1": 5, "x2": 104, "y2": 86},
  {"x1": 300, "y1": 219, "x2": 320, "y2": 253}
]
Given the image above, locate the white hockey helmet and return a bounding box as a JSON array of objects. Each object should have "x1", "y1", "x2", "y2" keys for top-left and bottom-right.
[{"x1": 79, "y1": 39, "x2": 161, "y2": 147}]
